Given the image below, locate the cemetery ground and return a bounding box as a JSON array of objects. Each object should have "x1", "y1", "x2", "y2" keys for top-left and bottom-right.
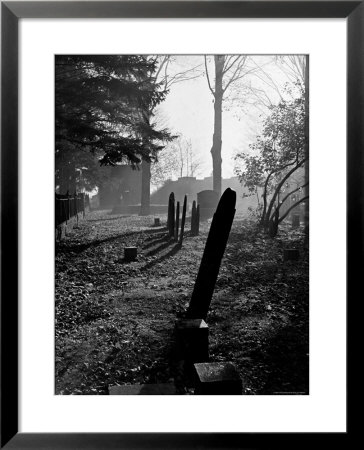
[{"x1": 55, "y1": 210, "x2": 309, "y2": 395}]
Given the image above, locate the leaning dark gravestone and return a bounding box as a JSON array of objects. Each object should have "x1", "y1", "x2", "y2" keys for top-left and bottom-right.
[
  {"x1": 186, "y1": 188, "x2": 236, "y2": 320},
  {"x1": 197, "y1": 190, "x2": 219, "y2": 221}
]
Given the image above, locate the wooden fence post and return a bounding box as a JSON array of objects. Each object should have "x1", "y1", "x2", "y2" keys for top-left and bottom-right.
[
  {"x1": 67, "y1": 192, "x2": 70, "y2": 223},
  {"x1": 82, "y1": 193, "x2": 86, "y2": 219},
  {"x1": 74, "y1": 191, "x2": 79, "y2": 226}
]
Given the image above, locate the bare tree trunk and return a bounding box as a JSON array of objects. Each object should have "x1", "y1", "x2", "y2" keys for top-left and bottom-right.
[
  {"x1": 140, "y1": 159, "x2": 151, "y2": 216},
  {"x1": 211, "y1": 55, "x2": 224, "y2": 197}
]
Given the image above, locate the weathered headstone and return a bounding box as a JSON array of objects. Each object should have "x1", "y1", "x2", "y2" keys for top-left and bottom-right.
[
  {"x1": 193, "y1": 362, "x2": 242, "y2": 395},
  {"x1": 283, "y1": 248, "x2": 299, "y2": 261},
  {"x1": 175, "y1": 201, "x2": 180, "y2": 241},
  {"x1": 179, "y1": 195, "x2": 187, "y2": 245},
  {"x1": 186, "y1": 188, "x2": 236, "y2": 320},
  {"x1": 197, "y1": 190, "x2": 219, "y2": 221},
  {"x1": 168, "y1": 192, "x2": 175, "y2": 237},
  {"x1": 124, "y1": 247, "x2": 137, "y2": 261}
]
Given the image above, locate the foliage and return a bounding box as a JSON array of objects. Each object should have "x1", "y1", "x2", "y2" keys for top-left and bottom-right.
[
  {"x1": 235, "y1": 82, "x2": 307, "y2": 229},
  {"x1": 56, "y1": 55, "x2": 175, "y2": 192}
]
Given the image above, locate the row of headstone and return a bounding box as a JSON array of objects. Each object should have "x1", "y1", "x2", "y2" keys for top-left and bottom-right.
[{"x1": 167, "y1": 193, "x2": 200, "y2": 243}]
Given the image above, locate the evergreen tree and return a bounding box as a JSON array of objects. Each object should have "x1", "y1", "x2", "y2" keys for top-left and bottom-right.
[{"x1": 55, "y1": 55, "x2": 173, "y2": 192}]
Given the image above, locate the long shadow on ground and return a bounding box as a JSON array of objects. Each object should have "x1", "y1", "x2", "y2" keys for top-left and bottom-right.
[
  {"x1": 143, "y1": 234, "x2": 171, "y2": 250},
  {"x1": 141, "y1": 243, "x2": 182, "y2": 271},
  {"x1": 56, "y1": 228, "x2": 168, "y2": 255}
]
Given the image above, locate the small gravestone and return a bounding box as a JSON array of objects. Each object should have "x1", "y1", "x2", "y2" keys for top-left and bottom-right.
[
  {"x1": 197, "y1": 190, "x2": 219, "y2": 221},
  {"x1": 175, "y1": 201, "x2": 180, "y2": 241},
  {"x1": 283, "y1": 248, "x2": 299, "y2": 261},
  {"x1": 154, "y1": 217, "x2": 161, "y2": 227},
  {"x1": 168, "y1": 192, "x2": 175, "y2": 237},
  {"x1": 179, "y1": 196, "x2": 187, "y2": 246},
  {"x1": 124, "y1": 247, "x2": 137, "y2": 261},
  {"x1": 292, "y1": 214, "x2": 300, "y2": 228},
  {"x1": 193, "y1": 362, "x2": 242, "y2": 395},
  {"x1": 175, "y1": 319, "x2": 209, "y2": 363}
]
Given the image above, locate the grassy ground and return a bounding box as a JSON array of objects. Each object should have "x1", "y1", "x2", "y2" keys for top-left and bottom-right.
[{"x1": 55, "y1": 210, "x2": 309, "y2": 395}]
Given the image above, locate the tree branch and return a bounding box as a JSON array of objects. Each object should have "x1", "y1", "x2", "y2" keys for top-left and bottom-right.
[
  {"x1": 222, "y1": 55, "x2": 242, "y2": 75},
  {"x1": 204, "y1": 56, "x2": 215, "y2": 97},
  {"x1": 266, "y1": 158, "x2": 307, "y2": 222},
  {"x1": 279, "y1": 181, "x2": 309, "y2": 208},
  {"x1": 278, "y1": 195, "x2": 309, "y2": 224}
]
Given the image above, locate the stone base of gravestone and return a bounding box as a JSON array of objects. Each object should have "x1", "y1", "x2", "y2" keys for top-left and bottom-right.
[
  {"x1": 124, "y1": 246, "x2": 137, "y2": 261},
  {"x1": 193, "y1": 362, "x2": 242, "y2": 395},
  {"x1": 175, "y1": 319, "x2": 209, "y2": 363},
  {"x1": 108, "y1": 383, "x2": 176, "y2": 395},
  {"x1": 283, "y1": 248, "x2": 300, "y2": 261}
]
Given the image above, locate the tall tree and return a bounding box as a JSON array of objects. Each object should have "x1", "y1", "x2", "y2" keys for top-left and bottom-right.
[
  {"x1": 204, "y1": 55, "x2": 256, "y2": 196},
  {"x1": 235, "y1": 82, "x2": 308, "y2": 234},
  {"x1": 55, "y1": 55, "x2": 172, "y2": 193}
]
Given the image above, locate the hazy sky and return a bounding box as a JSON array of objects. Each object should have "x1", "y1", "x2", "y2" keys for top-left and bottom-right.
[{"x1": 156, "y1": 55, "x2": 303, "y2": 179}]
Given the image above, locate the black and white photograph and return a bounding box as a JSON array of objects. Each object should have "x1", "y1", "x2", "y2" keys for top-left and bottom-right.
[{"x1": 55, "y1": 54, "x2": 309, "y2": 396}]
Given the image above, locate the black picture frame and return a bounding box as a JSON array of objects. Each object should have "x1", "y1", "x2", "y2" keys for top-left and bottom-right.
[{"x1": 1, "y1": 1, "x2": 358, "y2": 448}]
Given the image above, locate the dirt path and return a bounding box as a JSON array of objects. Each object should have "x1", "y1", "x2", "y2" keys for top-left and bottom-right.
[{"x1": 55, "y1": 210, "x2": 309, "y2": 395}]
